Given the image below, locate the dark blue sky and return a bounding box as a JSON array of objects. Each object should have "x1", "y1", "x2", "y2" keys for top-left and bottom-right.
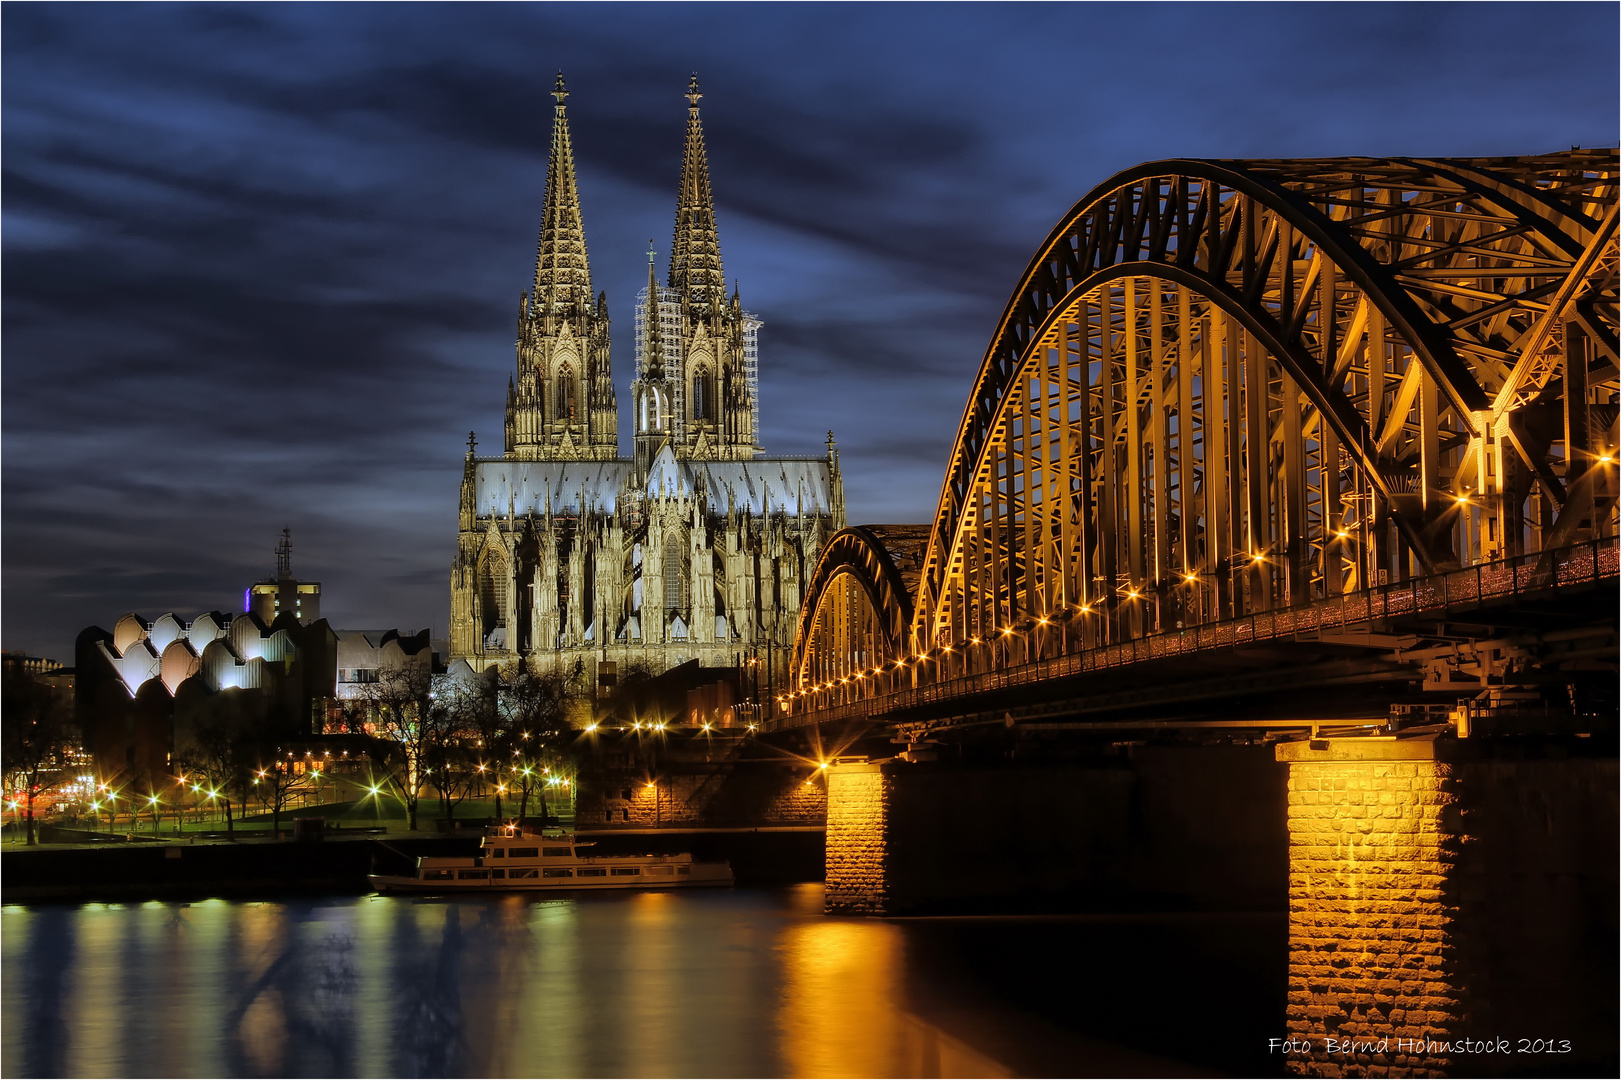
[{"x1": 5, "y1": 2, "x2": 1617, "y2": 660}]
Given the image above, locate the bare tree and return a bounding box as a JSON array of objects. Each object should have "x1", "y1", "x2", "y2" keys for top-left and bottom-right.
[
  {"x1": 176, "y1": 721, "x2": 249, "y2": 836},
  {"x1": 2, "y1": 668, "x2": 73, "y2": 845},
  {"x1": 247, "y1": 744, "x2": 315, "y2": 838},
  {"x1": 503, "y1": 665, "x2": 583, "y2": 823},
  {"x1": 358, "y1": 664, "x2": 437, "y2": 831}
]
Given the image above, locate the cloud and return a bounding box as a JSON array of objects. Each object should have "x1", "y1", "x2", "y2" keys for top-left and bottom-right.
[{"x1": 3, "y1": 1, "x2": 1616, "y2": 659}]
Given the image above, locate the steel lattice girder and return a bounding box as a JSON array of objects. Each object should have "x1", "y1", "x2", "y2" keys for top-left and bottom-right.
[
  {"x1": 791, "y1": 524, "x2": 929, "y2": 691},
  {"x1": 913, "y1": 152, "x2": 1618, "y2": 653}
]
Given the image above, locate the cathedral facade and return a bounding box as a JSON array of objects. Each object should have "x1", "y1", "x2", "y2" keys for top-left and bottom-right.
[{"x1": 449, "y1": 76, "x2": 844, "y2": 697}]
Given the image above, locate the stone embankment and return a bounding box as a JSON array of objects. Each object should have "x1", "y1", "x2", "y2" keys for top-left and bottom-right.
[{"x1": 2, "y1": 827, "x2": 824, "y2": 903}]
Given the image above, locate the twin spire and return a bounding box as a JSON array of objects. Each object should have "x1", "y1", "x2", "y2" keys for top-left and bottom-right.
[
  {"x1": 531, "y1": 72, "x2": 722, "y2": 312},
  {"x1": 532, "y1": 73, "x2": 591, "y2": 304},
  {"x1": 667, "y1": 73, "x2": 725, "y2": 311}
]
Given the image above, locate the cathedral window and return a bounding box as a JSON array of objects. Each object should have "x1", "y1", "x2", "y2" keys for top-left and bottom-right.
[
  {"x1": 557, "y1": 366, "x2": 577, "y2": 420},
  {"x1": 692, "y1": 367, "x2": 716, "y2": 421},
  {"x1": 663, "y1": 538, "x2": 687, "y2": 611},
  {"x1": 480, "y1": 551, "x2": 509, "y2": 637}
]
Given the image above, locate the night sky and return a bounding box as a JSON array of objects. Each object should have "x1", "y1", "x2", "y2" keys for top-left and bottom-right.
[{"x1": 4, "y1": 2, "x2": 1616, "y2": 661}]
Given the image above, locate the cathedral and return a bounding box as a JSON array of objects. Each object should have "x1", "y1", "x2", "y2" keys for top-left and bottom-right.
[{"x1": 449, "y1": 75, "x2": 844, "y2": 698}]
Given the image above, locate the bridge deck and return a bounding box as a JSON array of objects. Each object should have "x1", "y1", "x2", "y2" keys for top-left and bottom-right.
[{"x1": 769, "y1": 539, "x2": 1617, "y2": 732}]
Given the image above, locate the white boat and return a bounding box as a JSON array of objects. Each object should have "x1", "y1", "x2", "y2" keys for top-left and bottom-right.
[{"x1": 367, "y1": 826, "x2": 734, "y2": 893}]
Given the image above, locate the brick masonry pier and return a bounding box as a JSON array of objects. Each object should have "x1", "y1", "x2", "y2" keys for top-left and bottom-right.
[{"x1": 1279, "y1": 736, "x2": 1616, "y2": 1077}]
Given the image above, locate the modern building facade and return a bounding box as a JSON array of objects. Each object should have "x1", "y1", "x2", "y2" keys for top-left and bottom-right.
[
  {"x1": 450, "y1": 76, "x2": 844, "y2": 692},
  {"x1": 245, "y1": 529, "x2": 321, "y2": 625}
]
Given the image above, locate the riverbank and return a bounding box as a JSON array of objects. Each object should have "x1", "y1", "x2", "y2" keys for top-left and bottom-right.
[{"x1": 0, "y1": 827, "x2": 826, "y2": 903}]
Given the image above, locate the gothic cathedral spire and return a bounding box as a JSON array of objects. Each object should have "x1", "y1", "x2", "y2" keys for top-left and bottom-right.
[
  {"x1": 667, "y1": 74, "x2": 725, "y2": 313},
  {"x1": 507, "y1": 73, "x2": 617, "y2": 462},
  {"x1": 534, "y1": 72, "x2": 591, "y2": 303}
]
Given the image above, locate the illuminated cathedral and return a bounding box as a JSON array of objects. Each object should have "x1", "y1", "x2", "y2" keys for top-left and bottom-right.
[{"x1": 449, "y1": 75, "x2": 844, "y2": 698}]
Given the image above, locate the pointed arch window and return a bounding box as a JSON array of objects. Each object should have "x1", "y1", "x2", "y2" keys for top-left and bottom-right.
[
  {"x1": 663, "y1": 537, "x2": 688, "y2": 612},
  {"x1": 479, "y1": 550, "x2": 509, "y2": 637},
  {"x1": 557, "y1": 365, "x2": 577, "y2": 420},
  {"x1": 692, "y1": 366, "x2": 716, "y2": 422}
]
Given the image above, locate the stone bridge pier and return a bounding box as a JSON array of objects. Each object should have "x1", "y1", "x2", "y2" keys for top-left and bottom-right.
[{"x1": 823, "y1": 737, "x2": 1617, "y2": 1077}]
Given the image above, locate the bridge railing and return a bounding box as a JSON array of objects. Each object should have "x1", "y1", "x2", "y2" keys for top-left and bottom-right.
[{"x1": 770, "y1": 538, "x2": 1618, "y2": 731}]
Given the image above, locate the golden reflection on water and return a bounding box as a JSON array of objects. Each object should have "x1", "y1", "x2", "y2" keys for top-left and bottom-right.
[
  {"x1": 2, "y1": 888, "x2": 1014, "y2": 1079},
  {"x1": 776, "y1": 915, "x2": 1010, "y2": 1079}
]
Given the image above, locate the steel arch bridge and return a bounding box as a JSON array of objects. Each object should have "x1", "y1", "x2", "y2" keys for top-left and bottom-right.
[{"x1": 789, "y1": 151, "x2": 1618, "y2": 717}]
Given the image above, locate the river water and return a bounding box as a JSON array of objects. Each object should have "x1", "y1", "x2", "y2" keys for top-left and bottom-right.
[{"x1": 1, "y1": 887, "x2": 1283, "y2": 1077}]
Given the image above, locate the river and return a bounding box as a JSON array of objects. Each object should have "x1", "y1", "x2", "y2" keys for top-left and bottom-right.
[{"x1": 1, "y1": 887, "x2": 1283, "y2": 1077}]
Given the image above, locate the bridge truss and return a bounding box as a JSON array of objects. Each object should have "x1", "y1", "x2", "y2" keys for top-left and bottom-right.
[{"x1": 789, "y1": 152, "x2": 1617, "y2": 725}]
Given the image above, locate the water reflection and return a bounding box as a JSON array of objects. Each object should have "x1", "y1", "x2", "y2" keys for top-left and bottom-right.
[
  {"x1": 2, "y1": 890, "x2": 1271, "y2": 1078},
  {"x1": 777, "y1": 916, "x2": 1009, "y2": 1078}
]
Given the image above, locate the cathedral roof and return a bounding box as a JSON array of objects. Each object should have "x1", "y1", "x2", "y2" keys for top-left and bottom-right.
[{"x1": 474, "y1": 452, "x2": 835, "y2": 517}]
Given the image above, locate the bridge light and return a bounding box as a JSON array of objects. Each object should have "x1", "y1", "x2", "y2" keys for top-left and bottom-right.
[
  {"x1": 1037, "y1": 617, "x2": 1049, "y2": 625},
  {"x1": 1455, "y1": 493, "x2": 1470, "y2": 504},
  {"x1": 971, "y1": 637, "x2": 980, "y2": 644},
  {"x1": 1336, "y1": 530, "x2": 1349, "y2": 539},
  {"x1": 1251, "y1": 554, "x2": 1265, "y2": 564},
  {"x1": 1184, "y1": 573, "x2": 1198, "y2": 584}
]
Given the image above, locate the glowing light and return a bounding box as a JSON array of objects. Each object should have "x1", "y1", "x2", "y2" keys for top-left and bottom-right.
[
  {"x1": 585, "y1": 724, "x2": 598, "y2": 733},
  {"x1": 1184, "y1": 573, "x2": 1198, "y2": 584},
  {"x1": 1455, "y1": 493, "x2": 1470, "y2": 504}
]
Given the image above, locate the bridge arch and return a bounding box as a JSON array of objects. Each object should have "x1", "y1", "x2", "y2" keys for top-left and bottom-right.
[
  {"x1": 912, "y1": 153, "x2": 1618, "y2": 655},
  {"x1": 791, "y1": 525, "x2": 929, "y2": 697}
]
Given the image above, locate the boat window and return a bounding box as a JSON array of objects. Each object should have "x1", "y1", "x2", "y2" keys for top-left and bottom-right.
[
  {"x1": 543, "y1": 847, "x2": 573, "y2": 857},
  {"x1": 678, "y1": 866, "x2": 691, "y2": 875},
  {"x1": 578, "y1": 867, "x2": 607, "y2": 877},
  {"x1": 509, "y1": 868, "x2": 539, "y2": 879},
  {"x1": 491, "y1": 868, "x2": 506, "y2": 879},
  {"x1": 610, "y1": 867, "x2": 640, "y2": 876},
  {"x1": 422, "y1": 869, "x2": 453, "y2": 881},
  {"x1": 491, "y1": 849, "x2": 505, "y2": 858},
  {"x1": 458, "y1": 870, "x2": 489, "y2": 880},
  {"x1": 647, "y1": 866, "x2": 674, "y2": 876},
  {"x1": 509, "y1": 847, "x2": 539, "y2": 859},
  {"x1": 542, "y1": 868, "x2": 574, "y2": 878}
]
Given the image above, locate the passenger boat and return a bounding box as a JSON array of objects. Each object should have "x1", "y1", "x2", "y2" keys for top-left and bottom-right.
[{"x1": 367, "y1": 826, "x2": 734, "y2": 893}]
